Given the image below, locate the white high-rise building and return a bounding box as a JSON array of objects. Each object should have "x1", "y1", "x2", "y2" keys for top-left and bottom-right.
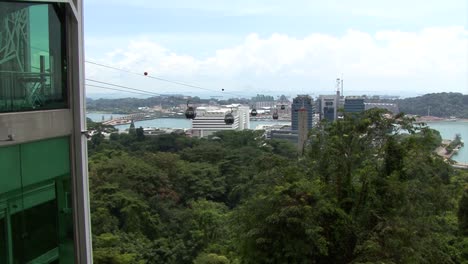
[
  {"x1": 318, "y1": 94, "x2": 339, "y2": 121},
  {"x1": 191, "y1": 105, "x2": 250, "y2": 137}
]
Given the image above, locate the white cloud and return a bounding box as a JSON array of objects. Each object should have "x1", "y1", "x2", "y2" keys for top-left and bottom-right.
[{"x1": 86, "y1": 27, "x2": 468, "y2": 97}]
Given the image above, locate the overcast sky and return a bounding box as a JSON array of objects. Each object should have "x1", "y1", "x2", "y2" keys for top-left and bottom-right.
[{"x1": 84, "y1": 0, "x2": 468, "y2": 99}]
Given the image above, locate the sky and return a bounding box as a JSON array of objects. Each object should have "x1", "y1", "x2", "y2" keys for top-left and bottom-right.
[{"x1": 84, "y1": 0, "x2": 468, "y2": 99}]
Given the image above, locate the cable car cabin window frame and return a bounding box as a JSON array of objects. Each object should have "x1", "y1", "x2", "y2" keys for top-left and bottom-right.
[
  {"x1": 224, "y1": 112, "x2": 235, "y2": 125},
  {"x1": 185, "y1": 100, "x2": 197, "y2": 119},
  {"x1": 185, "y1": 106, "x2": 197, "y2": 119},
  {"x1": 273, "y1": 112, "x2": 279, "y2": 120},
  {"x1": 0, "y1": 204, "x2": 7, "y2": 264},
  {"x1": 250, "y1": 109, "x2": 258, "y2": 117}
]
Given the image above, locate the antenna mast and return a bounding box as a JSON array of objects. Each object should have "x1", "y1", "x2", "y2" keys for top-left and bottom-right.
[
  {"x1": 336, "y1": 78, "x2": 340, "y2": 92},
  {"x1": 341, "y1": 74, "x2": 344, "y2": 96},
  {"x1": 336, "y1": 78, "x2": 343, "y2": 97}
]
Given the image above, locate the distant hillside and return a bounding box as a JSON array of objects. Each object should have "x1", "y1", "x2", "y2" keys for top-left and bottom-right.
[
  {"x1": 393, "y1": 92, "x2": 468, "y2": 118},
  {"x1": 86, "y1": 92, "x2": 468, "y2": 118},
  {"x1": 86, "y1": 96, "x2": 250, "y2": 113},
  {"x1": 87, "y1": 96, "x2": 174, "y2": 113}
]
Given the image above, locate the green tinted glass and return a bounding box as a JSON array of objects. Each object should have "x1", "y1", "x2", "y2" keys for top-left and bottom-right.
[
  {"x1": 0, "y1": 216, "x2": 6, "y2": 264},
  {"x1": 0, "y1": 137, "x2": 75, "y2": 263},
  {"x1": 57, "y1": 177, "x2": 75, "y2": 264},
  {"x1": 0, "y1": 2, "x2": 67, "y2": 112},
  {"x1": 11, "y1": 200, "x2": 59, "y2": 263}
]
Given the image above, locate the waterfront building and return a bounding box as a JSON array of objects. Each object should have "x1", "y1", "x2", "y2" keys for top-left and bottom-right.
[
  {"x1": 318, "y1": 95, "x2": 339, "y2": 121},
  {"x1": 278, "y1": 95, "x2": 289, "y2": 105},
  {"x1": 191, "y1": 105, "x2": 250, "y2": 137},
  {"x1": 270, "y1": 130, "x2": 298, "y2": 144},
  {"x1": 365, "y1": 102, "x2": 399, "y2": 113},
  {"x1": 344, "y1": 97, "x2": 366, "y2": 114},
  {"x1": 251, "y1": 94, "x2": 276, "y2": 109},
  {"x1": 142, "y1": 127, "x2": 186, "y2": 136},
  {"x1": 291, "y1": 95, "x2": 314, "y2": 130},
  {"x1": 276, "y1": 95, "x2": 291, "y2": 112},
  {"x1": 0, "y1": 1, "x2": 92, "y2": 263},
  {"x1": 258, "y1": 124, "x2": 297, "y2": 143}
]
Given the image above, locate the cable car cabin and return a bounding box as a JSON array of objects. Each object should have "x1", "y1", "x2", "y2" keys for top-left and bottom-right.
[
  {"x1": 273, "y1": 112, "x2": 279, "y2": 120},
  {"x1": 185, "y1": 106, "x2": 196, "y2": 119},
  {"x1": 281, "y1": 105, "x2": 285, "y2": 110},
  {"x1": 250, "y1": 109, "x2": 258, "y2": 117},
  {"x1": 224, "y1": 112, "x2": 235, "y2": 125}
]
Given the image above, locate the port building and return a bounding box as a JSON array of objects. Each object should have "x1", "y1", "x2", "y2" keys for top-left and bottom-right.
[{"x1": 191, "y1": 105, "x2": 250, "y2": 137}]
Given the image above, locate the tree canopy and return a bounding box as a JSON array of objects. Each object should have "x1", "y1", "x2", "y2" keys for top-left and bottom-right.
[{"x1": 87, "y1": 109, "x2": 468, "y2": 263}]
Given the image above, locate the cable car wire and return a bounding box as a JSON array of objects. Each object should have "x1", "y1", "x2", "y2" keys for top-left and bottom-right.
[
  {"x1": 85, "y1": 60, "x2": 243, "y2": 98},
  {"x1": 86, "y1": 78, "x2": 161, "y2": 96},
  {"x1": 30, "y1": 48, "x2": 244, "y2": 98},
  {"x1": 85, "y1": 84, "x2": 159, "y2": 97}
]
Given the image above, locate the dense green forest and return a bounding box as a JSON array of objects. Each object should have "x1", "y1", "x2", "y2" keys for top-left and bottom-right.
[
  {"x1": 394, "y1": 92, "x2": 468, "y2": 118},
  {"x1": 88, "y1": 109, "x2": 468, "y2": 263}
]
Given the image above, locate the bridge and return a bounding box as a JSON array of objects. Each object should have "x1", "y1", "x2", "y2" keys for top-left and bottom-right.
[{"x1": 101, "y1": 113, "x2": 156, "y2": 126}]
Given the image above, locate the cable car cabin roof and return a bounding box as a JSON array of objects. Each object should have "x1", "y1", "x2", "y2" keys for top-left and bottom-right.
[{"x1": 224, "y1": 113, "x2": 235, "y2": 124}]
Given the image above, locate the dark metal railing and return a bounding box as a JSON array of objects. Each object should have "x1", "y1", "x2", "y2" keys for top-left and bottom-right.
[{"x1": 0, "y1": 71, "x2": 51, "y2": 111}]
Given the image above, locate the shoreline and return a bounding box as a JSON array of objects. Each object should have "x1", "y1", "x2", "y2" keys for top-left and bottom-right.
[
  {"x1": 425, "y1": 120, "x2": 468, "y2": 123},
  {"x1": 415, "y1": 116, "x2": 468, "y2": 123}
]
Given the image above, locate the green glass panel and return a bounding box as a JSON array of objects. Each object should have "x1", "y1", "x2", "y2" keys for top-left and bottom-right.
[
  {"x1": 11, "y1": 200, "x2": 59, "y2": 263},
  {"x1": 22, "y1": 183, "x2": 55, "y2": 211},
  {"x1": 0, "y1": 215, "x2": 6, "y2": 264},
  {"x1": 0, "y1": 2, "x2": 67, "y2": 112},
  {"x1": 0, "y1": 138, "x2": 75, "y2": 263},
  {"x1": 30, "y1": 5, "x2": 50, "y2": 74},
  {"x1": 56, "y1": 177, "x2": 75, "y2": 264},
  {"x1": 0, "y1": 145, "x2": 21, "y2": 195},
  {"x1": 21, "y1": 137, "x2": 70, "y2": 186}
]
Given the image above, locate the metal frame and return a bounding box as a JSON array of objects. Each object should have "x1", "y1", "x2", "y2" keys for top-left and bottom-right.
[
  {"x1": 0, "y1": 181, "x2": 57, "y2": 263},
  {"x1": 64, "y1": 0, "x2": 94, "y2": 263},
  {"x1": 0, "y1": 0, "x2": 93, "y2": 263}
]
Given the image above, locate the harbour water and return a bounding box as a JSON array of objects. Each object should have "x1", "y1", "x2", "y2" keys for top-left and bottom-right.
[
  {"x1": 426, "y1": 121, "x2": 468, "y2": 163},
  {"x1": 87, "y1": 113, "x2": 467, "y2": 163},
  {"x1": 86, "y1": 113, "x2": 291, "y2": 130}
]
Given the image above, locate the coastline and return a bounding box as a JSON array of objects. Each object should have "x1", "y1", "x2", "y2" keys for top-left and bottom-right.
[{"x1": 415, "y1": 116, "x2": 468, "y2": 123}]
